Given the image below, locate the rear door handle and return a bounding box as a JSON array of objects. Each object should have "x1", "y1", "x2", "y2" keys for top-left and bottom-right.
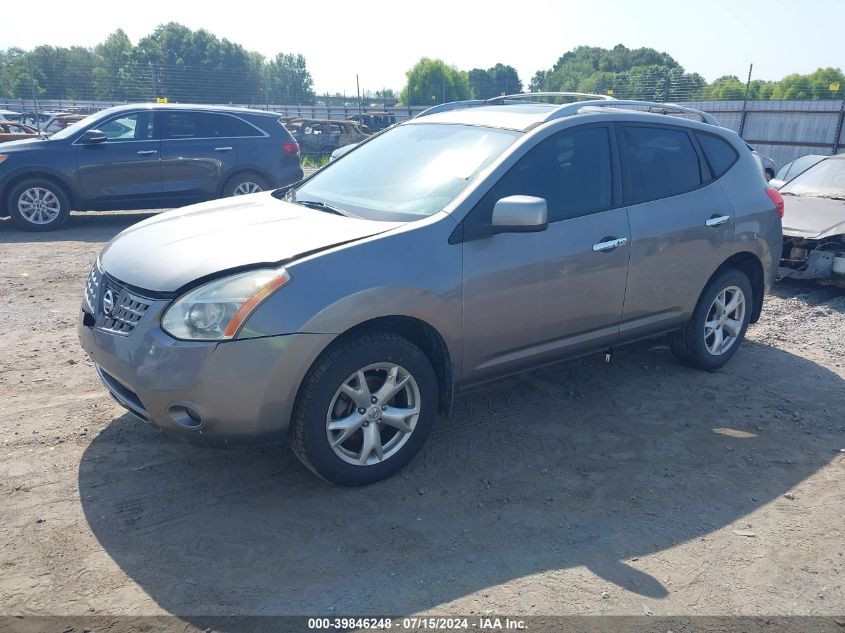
[
  {"x1": 136, "y1": 149, "x2": 158, "y2": 156},
  {"x1": 214, "y1": 146, "x2": 233, "y2": 152},
  {"x1": 592, "y1": 237, "x2": 628, "y2": 252},
  {"x1": 705, "y1": 215, "x2": 730, "y2": 227}
]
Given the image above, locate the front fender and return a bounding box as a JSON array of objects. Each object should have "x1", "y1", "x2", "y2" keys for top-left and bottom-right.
[{"x1": 240, "y1": 214, "x2": 463, "y2": 371}]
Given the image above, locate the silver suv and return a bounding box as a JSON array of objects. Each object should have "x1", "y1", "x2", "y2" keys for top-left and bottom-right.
[{"x1": 78, "y1": 94, "x2": 783, "y2": 486}]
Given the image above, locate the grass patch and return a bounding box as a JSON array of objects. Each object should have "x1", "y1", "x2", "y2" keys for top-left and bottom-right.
[{"x1": 301, "y1": 154, "x2": 331, "y2": 169}]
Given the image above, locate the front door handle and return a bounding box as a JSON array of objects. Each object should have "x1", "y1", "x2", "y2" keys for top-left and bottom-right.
[
  {"x1": 705, "y1": 214, "x2": 730, "y2": 227},
  {"x1": 136, "y1": 149, "x2": 158, "y2": 156},
  {"x1": 592, "y1": 237, "x2": 628, "y2": 252},
  {"x1": 214, "y1": 146, "x2": 233, "y2": 152}
]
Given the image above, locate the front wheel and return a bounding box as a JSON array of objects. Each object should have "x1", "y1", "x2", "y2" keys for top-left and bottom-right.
[
  {"x1": 290, "y1": 332, "x2": 438, "y2": 486},
  {"x1": 7, "y1": 179, "x2": 71, "y2": 231},
  {"x1": 670, "y1": 269, "x2": 753, "y2": 371}
]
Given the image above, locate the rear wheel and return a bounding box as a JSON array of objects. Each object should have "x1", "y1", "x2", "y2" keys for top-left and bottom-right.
[
  {"x1": 670, "y1": 269, "x2": 752, "y2": 370},
  {"x1": 290, "y1": 332, "x2": 438, "y2": 486},
  {"x1": 222, "y1": 171, "x2": 269, "y2": 197},
  {"x1": 7, "y1": 178, "x2": 71, "y2": 231}
]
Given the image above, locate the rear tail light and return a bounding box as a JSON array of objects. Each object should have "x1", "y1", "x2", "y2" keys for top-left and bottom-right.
[
  {"x1": 766, "y1": 186, "x2": 784, "y2": 219},
  {"x1": 283, "y1": 142, "x2": 300, "y2": 155}
]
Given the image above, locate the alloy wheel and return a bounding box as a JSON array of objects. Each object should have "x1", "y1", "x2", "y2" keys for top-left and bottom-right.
[
  {"x1": 18, "y1": 187, "x2": 61, "y2": 224},
  {"x1": 233, "y1": 182, "x2": 262, "y2": 195},
  {"x1": 704, "y1": 286, "x2": 746, "y2": 356},
  {"x1": 326, "y1": 363, "x2": 421, "y2": 466}
]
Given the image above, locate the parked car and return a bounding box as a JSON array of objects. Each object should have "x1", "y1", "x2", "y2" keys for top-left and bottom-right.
[
  {"x1": 285, "y1": 117, "x2": 370, "y2": 154},
  {"x1": 778, "y1": 155, "x2": 845, "y2": 287},
  {"x1": 0, "y1": 103, "x2": 303, "y2": 230},
  {"x1": 17, "y1": 111, "x2": 69, "y2": 132},
  {"x1": 0, "y1": 120, "x2": 38, "y2": 143},
  {"x1": 747, "y1": 145, "x2": 776, "y2": 181},
  {"x1": 0, "y1": 109, "x2": 21, "y2": 122},
  {"x1": 769, "y1": 153, "x2": 827, "y2": 189},
  {"x1": 42, "y1": 113, "x2": 88, "y2": 135},
  {"x1": 344, "y1": 111, "x2": 397, "y2": 132},
  {"x1": 78, "y1": 94, "x2": 781, "y2": 485}
]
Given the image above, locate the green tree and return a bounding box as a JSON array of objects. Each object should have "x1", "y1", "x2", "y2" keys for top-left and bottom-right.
[
  {"x1": 770, "y1": 67, "x2": 844, "y2": 100},
  {"x1": 468, "y1": 64, "x2": 521, "y2": 99},
  {"x1": 700, "y1": 75, "x2": 746, "y2": 100},
  {"x1": 0, "y1": 48, "x2": 41, "y2": 98},
  {"x1": 92, "y1": 29, "x2": 141, "y2": 99},
  {"x1": 534, "y1": 44, "x2": 704, "y2": 101},
  {"x1": 528, "y1": 70, "x2": 547, "y2": 92},
  {"x1": 467, "y1": 68, "x2": 490, "y2": 99},
  {"x1": 265, "y1": 53, "x2": 315, "y2": 104},
  {"x1": 400, "y1": 58, "x2": 471, "y2": 105},
  {"x1": 27, "y1": 46, "x2": 97, "y2": 99}
]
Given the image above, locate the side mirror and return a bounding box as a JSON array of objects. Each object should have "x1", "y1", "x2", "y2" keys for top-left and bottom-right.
[
  {"x1": 78, "y1": 129, "x2": 107, "y2": 146},
  {"x1": 491, "y1": 195, "x2": 548, "y2": 234}
]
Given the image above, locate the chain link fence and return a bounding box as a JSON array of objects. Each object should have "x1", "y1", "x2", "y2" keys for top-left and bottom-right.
[{"x1": 2, "y1": 60, "x2": 844, "y2": 168}]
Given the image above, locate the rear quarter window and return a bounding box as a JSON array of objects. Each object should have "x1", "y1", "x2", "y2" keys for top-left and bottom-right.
[{"x1": 695, "y1": 131, "x2": 739, "y2": 178}]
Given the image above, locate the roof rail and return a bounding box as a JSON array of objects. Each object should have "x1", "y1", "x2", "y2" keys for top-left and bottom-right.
[
  {"x1": 546, "y1": 99, "x2": 719, "y2": 125},
  {"x1": 415, "y1": 100, "x2": 486, "y2": 118},
  {"x1": 486, "y1": 91, "x2": 616, "y2": 104},
  {"x1": 414, "y1": 92, "x2": 614, "y2": 119}
]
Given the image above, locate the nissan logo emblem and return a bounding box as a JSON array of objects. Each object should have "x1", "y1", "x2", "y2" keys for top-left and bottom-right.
[{"x1": 102, "y1": 289, "x2": 116, "y2": 316}]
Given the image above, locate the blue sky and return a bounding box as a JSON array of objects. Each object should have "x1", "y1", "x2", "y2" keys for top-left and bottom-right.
[{"x1": 0, "y1": 0, "x2": 841, "y2": 94}]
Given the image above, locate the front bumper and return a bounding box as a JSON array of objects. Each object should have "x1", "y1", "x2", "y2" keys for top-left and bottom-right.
[{"x1": 78, "y1": 306, "x2": 333, "y2": 445}]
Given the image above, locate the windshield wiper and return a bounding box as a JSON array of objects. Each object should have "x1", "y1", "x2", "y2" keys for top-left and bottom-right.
[{"x1": 295, "y1": 199, "x2": 354, "y2": 217}]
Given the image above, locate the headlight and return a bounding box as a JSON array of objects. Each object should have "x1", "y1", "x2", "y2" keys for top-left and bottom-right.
[
  {"x1": 0, "y1": 155, "x2": 7, "y2": 165},
  {"x1": 161, "y1": 268, "x2": 290, "y2": 340}
]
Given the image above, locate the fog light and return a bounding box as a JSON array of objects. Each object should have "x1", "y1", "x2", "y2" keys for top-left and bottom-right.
[{"x1": 168, "y1": 405, "x2": 204, "y2": 430}]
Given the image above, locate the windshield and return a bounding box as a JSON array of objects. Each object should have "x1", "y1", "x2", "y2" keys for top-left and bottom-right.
[
  {"x1": 780, "y1": 158, "x2": 845, "y2": 199},
  {"x1": 289, "y1": 123, "x2": 520, "y2": 221},
  {"x1": 49, "y1": 112, "x2": 100, "y2": 140}
]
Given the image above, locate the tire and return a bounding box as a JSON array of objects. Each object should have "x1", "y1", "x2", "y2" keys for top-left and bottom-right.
[
  {"x1": 290, "y1": 332, "x2": 438, "y2": 486},
  {"x1": 670, "y1": 269, "x2": 753, "y2": 371},
  {"x1": 222, "y1": 171, "x2": 270, "y2": 197},
  {"x1": 7, "y1": 178, "x2": 71, "y2": 231}
]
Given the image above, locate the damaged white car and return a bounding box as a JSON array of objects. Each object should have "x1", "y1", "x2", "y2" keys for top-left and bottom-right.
[{"x1": 778, "y1": 155, "x2": 845, "y2": 287}]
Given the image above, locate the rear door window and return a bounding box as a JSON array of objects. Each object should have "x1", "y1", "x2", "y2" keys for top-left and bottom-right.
[
  {"x1": 163, "y1": 112, "x2": 262, "y2": 139},
  {"x1": 621, "y1": 125, "x2": 703, "y2": 204}
]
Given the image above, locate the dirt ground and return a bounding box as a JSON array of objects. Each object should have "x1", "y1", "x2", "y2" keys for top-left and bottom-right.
[{"x1": 0, "y1": 211, "x2": 843, "y2": 619}]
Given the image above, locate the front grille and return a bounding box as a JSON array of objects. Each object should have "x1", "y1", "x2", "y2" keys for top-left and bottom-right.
[
  {"x1": 98, "y1": 278, "x2": 151, "y2": 336},
  {"x1": 84, "y1": 263, "x2": 102, "y2": 313}
]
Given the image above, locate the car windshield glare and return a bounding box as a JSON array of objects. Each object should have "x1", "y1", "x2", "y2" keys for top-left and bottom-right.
[
  {"x1": 49, "y1": 113, "x2": 100, "y2": 140},
  {"x1": 292, "y1": 123, "x2": 520, "y2": 221},
  {"x1": 780, "y1": 158, "x2": 845, "y2": 199}
]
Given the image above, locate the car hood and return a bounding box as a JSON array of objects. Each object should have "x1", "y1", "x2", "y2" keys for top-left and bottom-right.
[
  {"x1": 100, "y1": 192, "x2": 401, "y2": 292},
  {"x1": 781, "y1": 195, "x2": 845, "y2": 240},
  {"x1": 0, "y1": 137, "x2": 48, "y2": 151}
]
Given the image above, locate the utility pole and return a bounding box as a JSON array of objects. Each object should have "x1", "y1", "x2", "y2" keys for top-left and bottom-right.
[
  {"x1": 739, "y1": 63, "x2": 753, "y2": 137},
  {"x1": 27, "y1": 55, "x2": 41, "y2": 134},
  {"x1": 356, "y1": 74, "x2": 361, "y2": 114}
]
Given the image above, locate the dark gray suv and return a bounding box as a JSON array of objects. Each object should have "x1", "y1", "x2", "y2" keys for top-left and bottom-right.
[
  {"x1": 0, "y1": 103, "x2": 303, "y2": 231},
  {"x1": 78, "y1": 95, "x2": 783, "y2": 485}
]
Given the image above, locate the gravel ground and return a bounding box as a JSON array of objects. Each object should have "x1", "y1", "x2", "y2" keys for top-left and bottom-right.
[{"x1": 0, "y1": 210, "x2": 843, "y2": 619}]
